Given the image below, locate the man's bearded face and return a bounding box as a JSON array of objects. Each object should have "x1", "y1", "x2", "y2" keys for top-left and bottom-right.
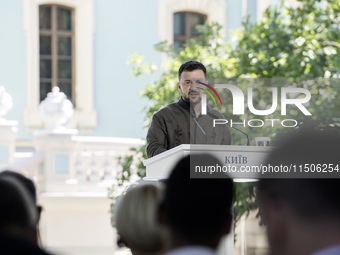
[{"x1": 177, "y1": 69, "x2": 206, "y2": 105}]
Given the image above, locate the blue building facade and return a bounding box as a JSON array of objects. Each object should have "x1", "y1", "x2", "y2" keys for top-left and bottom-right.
[{"x1": 0, "y1": 0, "x2": 281, "y2": 141}]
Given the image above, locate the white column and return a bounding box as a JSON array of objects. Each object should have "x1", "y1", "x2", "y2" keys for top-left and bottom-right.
[
  {"x1": 242, "y1": 0, "x2": 248, "y2": 18},
  {"x1": 217, "y1": 227, "x2": 234, "y2": 255},
  {"x1": 257, "y1": 0, "x2": 271, "y2": 21}
]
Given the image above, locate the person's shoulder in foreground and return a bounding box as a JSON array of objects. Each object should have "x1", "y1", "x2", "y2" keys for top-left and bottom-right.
[
  {"x1": 165, "y1": 246, "x2": 215, "y2": 255},
  {"x1": 258, "y1": 126, "x2": 340, "y2": 255},
  {"x1": 159, "y1": 154, "x2": 234, "y2": 255},
  {"x1": 0, "y1": 233, "x2": 51, "y2": 255},
  {"x1": 0, "y1": 174, "x2": 51, "y2": 255}
]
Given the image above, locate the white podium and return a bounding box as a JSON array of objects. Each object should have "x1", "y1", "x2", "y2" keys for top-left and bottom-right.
[
  {"x1": 144, "y1": 144, "x2": 272, "y2": 180},
  {"x1": 143, "y1": 144, "x2": 272, "y2": 255}
]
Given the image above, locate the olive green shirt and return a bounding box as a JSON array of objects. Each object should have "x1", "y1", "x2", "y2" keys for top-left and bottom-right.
[{"x1": 146, "y1": 97, "x2": 232, "y2": 158}]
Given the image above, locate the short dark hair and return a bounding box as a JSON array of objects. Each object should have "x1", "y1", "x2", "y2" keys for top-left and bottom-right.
[
  {"x1": 0, "y1": 178, "x2": 36, "y2": 230},
  {"x1": 258, "y1": 127, "x2": 340, "y2": 220},
  {"x1": 178, "y1": 61, "x2": 207, "y2": 80},
  {"x1": 160, "y1": 154, "x2": 233, "y2": 244}
]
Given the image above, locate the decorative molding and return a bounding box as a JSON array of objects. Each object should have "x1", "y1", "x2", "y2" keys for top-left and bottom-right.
[
  {"x1": 158, "y1": 0, "x2": 226, "y2": 43},
  {"x1": 39, "y1": 87, "x2": 74, "y2": 129}
]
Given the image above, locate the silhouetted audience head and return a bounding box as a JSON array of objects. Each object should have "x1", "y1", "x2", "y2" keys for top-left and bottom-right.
[
  {"x1": 0, "y1": 171, "x2": 51, "y2": 254},
  {"x1": 0, "y1": 175, "x2": 51, "y2": 254},
  {"x1": 0, "y1": 170, "x2": 42, "y2": 220},
  {"x1": 0, "y1": 171, "x2": 37, "y2": 201},
  {"x1": 0, "y1": 176, "x2": 38, "y2": 236},
  {"x1": 258, "y1": 127, "x2": 340, "y2": 255},
  {"x1": 114, "y1": 183, "x2": 164, "y2": 255},
  {"x1": 159, "y1": 154, "x2": 234, "y2": 250}
]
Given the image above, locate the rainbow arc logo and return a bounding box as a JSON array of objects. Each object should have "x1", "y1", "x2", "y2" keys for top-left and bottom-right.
[
  {"x1": 197, "y1": 81, "x2": 222, "y2": 107},
  {"x1": 197, "y1": 81, "x2": 222, "y2": 116}
]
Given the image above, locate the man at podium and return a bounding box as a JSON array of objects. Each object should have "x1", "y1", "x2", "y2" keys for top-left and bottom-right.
[{"x1": 146, "y1": 61, "x2": 232, "y2": 158}]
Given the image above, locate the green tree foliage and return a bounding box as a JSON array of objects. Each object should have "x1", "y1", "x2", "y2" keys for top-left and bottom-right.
[
  {"x1": 233, "y1": 0, "x2": 340, "y2": 78},
  {"x1": 111, "y1": 0, "x2": 340, "y2": 227},
  {"x1": 228, "y1": 0, "x2": 340, "y2": 138}
]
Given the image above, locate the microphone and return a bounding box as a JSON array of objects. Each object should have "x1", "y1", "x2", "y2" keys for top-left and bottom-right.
[
  {"x1": 190, "y1": 109, "x2": 208, "y2": 144},
  {"x1": 208, "y1": 113, "x2": 250, "y2": 146},
  {"x1": 227, "y1": 123, "x2": 250, "y2": 146}
]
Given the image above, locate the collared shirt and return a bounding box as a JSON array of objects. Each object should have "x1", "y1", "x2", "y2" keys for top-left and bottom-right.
[{"x1": 165, "y1": 246, "x2": 216, "y2": 255}]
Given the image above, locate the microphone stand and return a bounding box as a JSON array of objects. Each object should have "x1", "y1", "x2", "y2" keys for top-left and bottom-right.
[
  {"x1": 208, "y1": 113, "x2": 250, "y2": 146},
  {"x1": 190, "y1": 109, "x2": 208, "y2": 144},
  {"x1": 226, "y1": 123, "x2": 250, "y2": 146}
]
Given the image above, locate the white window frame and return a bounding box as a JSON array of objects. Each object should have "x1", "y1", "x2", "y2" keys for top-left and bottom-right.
[
  {"x1": 159, "y1": 0, "x2": 226, "y2": 44},
  {"x1": 24, "y1": 0, "x2": 97, "y2": 133},
  {"x1": 256, "y1": 0, "x2": 271, "y2": 21}
]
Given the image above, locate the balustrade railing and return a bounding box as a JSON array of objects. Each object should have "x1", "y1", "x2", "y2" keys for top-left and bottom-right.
[
  {"x1": 2, "y1": 132, "x2": 145, "y2": 193},
  {"x1": 73, "y1": 136, "x2": 145, "y2": 182}
]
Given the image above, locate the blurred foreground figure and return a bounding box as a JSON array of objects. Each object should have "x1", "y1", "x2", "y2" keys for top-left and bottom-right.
[
  {"x1": 258, "y1": 128, "x2": 340, "y2": 255},
  {"x1": 0, "y1": 171, "x2": 43, "y2": 223},
  {"x1": 114, "y1": 184, "x2": 164, "y2": 255},
  {"x1": 0, "y1": 175, "x2": 51, "y2": 254},
  {"x1": 159, "y1": 154, "x2": 234, "y2": 255}
]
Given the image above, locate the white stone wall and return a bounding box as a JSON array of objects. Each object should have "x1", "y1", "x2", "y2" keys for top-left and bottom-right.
[{"x1": 38, "y1": 193, "x2": 117, "y2": 255}]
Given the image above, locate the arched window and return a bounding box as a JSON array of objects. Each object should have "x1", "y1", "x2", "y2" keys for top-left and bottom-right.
[
  {"x1": 39, "y1": 5, "x2": 74, "y2": 104},
  {"x1": 173, "y1": 12, "x2": 207, "y2": 50}
]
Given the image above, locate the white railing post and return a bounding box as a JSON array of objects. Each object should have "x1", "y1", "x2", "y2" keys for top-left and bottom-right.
[
  {"x1": 0, "y1": 86, "x2": 17, "y2": 168},
  {"x1": 34, "y1": 129, "x2": 78, "y2": 192},
  {"x1": 35, "y1": 86, "x2": 78, "y2": 192},
  {"x1": 0, "y1": 120, "x2": 18, "y2": 168}
]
